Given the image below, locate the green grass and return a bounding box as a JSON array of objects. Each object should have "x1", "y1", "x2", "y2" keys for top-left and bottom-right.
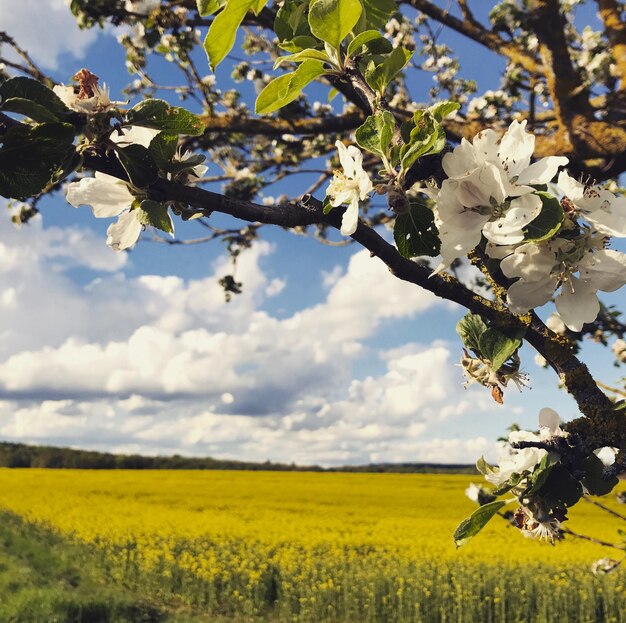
[{"x1": 0, "y1": 512, "x2": 256, "y2": 623}]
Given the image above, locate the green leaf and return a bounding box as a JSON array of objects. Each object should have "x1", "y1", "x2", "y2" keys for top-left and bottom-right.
[
  {"x1": 308, "y1": 0, "x2": 362, "y2": 51},
  {"x1": 0, "y1": 77, "x2": 72, "y2": 121},
  {"x1": 196, "y1": 0, "x2": 225, "y2": 15},
  {"x1": 148, "y1": 132, "x2": 179, "y2": 169},
  {"x1": 453, "y1": 500, "x2": 506, "y2": 547},
  {"x1": 581, "y1": 453, "x2": 619, "y2": 496},
  {"x1": 428, "y1": 100, "x2": 461, "y2": 122},
  {"x1": 362, "y1": 0, "x2": 397, "y2": 29},
  {"x1": 117, "y1": 144, "x2": 158, "y2": 188},
  {"x1": 355, "y1": 111, "x2": 395, "y2": 158},
  {"x1": 347, "y1": 30, "x2": 387, "y2": 56},
  {"x1": 476, "y1": 456, "x2": 497, "y2": 477},
  {"x1": 0, "y1": 98, "x2": 61, "y2": 123},
  {"x1": 203, "y1": 0, "x2": 256, "y2": 70},
  {"x1": 274, "y1": 0, "x2": 310, "y2": 41},
  {"x1": 365, "y1": 46, "x2": 412, "y2": 94},
  {"x1": 478, "y1": 327, "x2": 522, "y2": 373},
  {"x1": 322, "y1": 196, "x2": 333, "y2": 215},
  {"x1": 256, "y1": 60, "x2": 327, "y2": 114},
  {"x1": 537, "y1": 464, "x2": 583, "y2": 507},
  {"x1": 400, "y1": 110, "x2": 446, "y2": 170},
  {"x1": 125, "y1": 99, "x2": 204, "y2": 135},
  {"x1": 491, "y1": 472, "x2": 523, "y2": 496},
  {"x1": 523, "y1": 192, "x2": 563, "y2": 243},
  {"x1": 274, "y1": 48, "x2": 332, "y2": 69},
  {"x1": 456, "y1": 313, "x2": 488, "y2": 354},
  {"x1": 525, "y1": 453, "x2": 557, "y2": 495},
  {"x1": 0, "y1": 122, "x2": 75, "y2": 201},
  {"x1": 279, "y1": 36, "x2": 321, "y2": 53},
  {"x1": 393, "y1": 201, "x2": 440, "y2": 258},
  {"x1": 136, "y1": 200, "x2": 174, "y2": 235}
]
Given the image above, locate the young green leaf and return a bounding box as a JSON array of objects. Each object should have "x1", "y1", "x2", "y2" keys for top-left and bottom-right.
[
  {"x1": 365, "y1": 46, "x2": 412, "y2": 93},
  {"x1": 136, "y1": 200, "x2": 174, "y2": 235},
  {"x1": 274, "y1": 48, "x2": 332, "y2": 69},
  {"x1": 523, "y1": 192, "x2": 564, "y2": 243},
  {"x1": 393, "y1": 201, "x2": 441, "y2": 258},
  {"x1": 478, "y1": 328, "x2": 522, "y2": 373},
  {"x1": 308, "y1": 0, "x2": 362, "y2": 51},
  {"x1": 0, "y1": 122, "x2": 75, "y2": 201},
  {"x1": 354, "y1": 111, "x2": 395, "y2": 158},
  {"x1": 581, "y1": 453, "x2": 619, "y2": 496},
  {"x1": 0, "y1": 77, "x2": 72, "y2": 120},
  {"x1": 256, "y1": 60, "x2": 327, "y2": 114},
  {"x1": 196, "y1": 0, "x2": 225, "y2": 16},
  {"x1": 456, "y1": 313, "x2": 488, "y2": 355},
  {"x1": 204, "y1": 0, "x2": 256, "y2": 71},
  {"x1": 428, "y1": 100, "x2": 461, "y2": 122},
  {"x1": 117, "y1": 144, "x2": 159, "y2": 188},
  {"x1": 126, "y1": 99, "x2": 204, "y2": 135},
  {"x1": 148, "y1": 132, "x2": 179, "y2": 169},
  {"x1": 454, "y1": 500, "x2": 506, "y2": 547},
  {"x1": 347, "y1": 30, "x2": 386, "y2": 56},
  {"x1": 361, "y1": 0, "x2": 397, "y2": 29}
]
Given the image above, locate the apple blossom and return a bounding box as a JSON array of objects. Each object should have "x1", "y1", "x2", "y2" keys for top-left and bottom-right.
[
  {"x1": 500, "y1": 233, "x2": 626, "y2": 331},
  {"x1": 66, "y1": 172, "x2": 146, "y2": 251},
  {"x1": 484, "y1": 408, "x2": 565, "y2": 487},
  {"x1": 430, "y1": 120, "x2": 568, "y2": 271},
  {"x1": 558, "y1": 171, "x2": 626, "y2": 238},
  {"x1": 326, "y1": 141, "x2": 373, "y2": 236}
]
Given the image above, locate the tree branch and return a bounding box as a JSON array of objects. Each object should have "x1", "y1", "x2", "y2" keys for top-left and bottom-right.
[
  {"x1": 596, "y1": 0, "x2": 626, "y2": 95},
  {"x1": 404, "y1": 0, "x2": 543, "y2": 75}
]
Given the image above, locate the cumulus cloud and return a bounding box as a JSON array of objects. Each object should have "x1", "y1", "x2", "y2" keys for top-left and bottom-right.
[
  {"x1": 0, "y1": 209, "x2": 504, "y2": 464},
  {"x1": 0, "y1": 0, "x2": 98, "y2": 71}
]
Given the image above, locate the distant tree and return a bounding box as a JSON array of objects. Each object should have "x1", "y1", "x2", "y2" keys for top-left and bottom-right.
[{"x1": 1, "y1": 0, "x2": 625, "y2": 548}]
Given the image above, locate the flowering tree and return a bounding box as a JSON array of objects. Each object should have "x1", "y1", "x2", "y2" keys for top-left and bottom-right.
[{"x1": 1, "y1": 0, "x2": 626, "y2": 551}]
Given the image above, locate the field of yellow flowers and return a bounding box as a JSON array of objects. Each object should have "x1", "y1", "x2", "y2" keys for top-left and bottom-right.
[{"x1": 0, "y1": 469, "x2": 624, "y2": 622}]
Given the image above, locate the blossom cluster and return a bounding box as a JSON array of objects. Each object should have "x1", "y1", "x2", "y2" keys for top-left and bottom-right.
[
  {"x1": 468, "y1": 408, "x2": 618, "y2": 543},
  {"x1": 427, "y1": 120, "x2": 626, "y2": 331}
]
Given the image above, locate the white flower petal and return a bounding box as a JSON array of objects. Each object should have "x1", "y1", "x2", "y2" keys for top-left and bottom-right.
[
  {"x1": 106, "y1": 210, "x2": 143, "y2": 251},
  {"x1": 451, "y1": 162, "x2": 507, "y2": 207},
  {"x1": 335, "y1": 141, "x2": 356, "y2": 178},
  {"x1": 498, "y1": 120, "x2": 534, "y2": 179},
  {"x1": 578, "y1": 249, "x2": 626, "y2": 292},
  {"x1": 555, "y1": 276, "x2": 600, "y2": 331},
  {"x1": 340, "y1": 201, "x2": 359, "y2": 236},
  {"x1": 516, "y1": 156, "x2": 568, "y2": 185},
  {"x1": 594, "y1": 447, "x2": 616, "y2": 467},
  {"x1": 585, "y1": 194, "x2": 626, "y2": 238},
  {"x1": 506, "y1": 275, "x2": 558, "y2": 314},
  {"x1": 65, "y1": 172, "x2": 133, "y2": 218},
  {"x1": 111, "y1": 126, "x2": 160, "y2": 148},
  {"x1": 471, "y1": 129, "x2": 501, "y2": 164},
  {"x1": 539, "y1": 407, "x2": 561, "y2": 433},
  {"x1": 442, "y1": 138, "x2": 480, "y2": 178},
  {"x1": 500, "y1": 242, "x2": 555, "y2": 281},
  {"x1": 483, "y1": 193, "x2": 542, "y2": 245}
]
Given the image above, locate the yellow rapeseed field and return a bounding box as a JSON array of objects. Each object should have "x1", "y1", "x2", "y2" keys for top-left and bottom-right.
[{"x1": 0, "y1": 469, "x2": 624, "y2": 622}]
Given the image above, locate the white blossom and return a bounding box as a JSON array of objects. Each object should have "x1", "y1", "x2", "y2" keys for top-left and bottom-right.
[
  {"x1": 327, "y1": 141, "x2": 373, "y2": 236},
  {"x1": 53, "y1": 83, "x2": 123, "y2": 115},
  {"x1": 485, "y1": 409, "x2": 565, "y2": 486},
  {"x1": 500, "y1": 233, "x2": 626, "y2": 331},
  {"x1": 66, "y1": 172, "x2": 144, "y2": 251},
  {"x1": 110, "y1": 125, "x2": 159, "y2": 148},
  {"x1": 558, "y1": 171, "x2": 626, "y2": 238},
  {"x1": 594, "y1": 447, "x2": 617, "y2": 467},
  {"x1": 431, "y1": 120, "x2": 568, "y2": 271}
]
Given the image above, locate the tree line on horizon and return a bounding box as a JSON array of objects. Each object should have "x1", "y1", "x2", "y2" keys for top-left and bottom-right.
[{"x1": 0, "y1": 441, "x2": 475, "y2": 473}]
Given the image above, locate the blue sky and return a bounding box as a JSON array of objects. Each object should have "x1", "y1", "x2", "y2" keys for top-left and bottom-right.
[{"x1": 0, "y1": 0, "x2": 622, "y2": 465}]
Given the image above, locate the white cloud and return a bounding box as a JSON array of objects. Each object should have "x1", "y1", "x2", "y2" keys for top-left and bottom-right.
[
  {"x1": 0, "y1": 209, "x2": 506, "y2": 465},
  {"x1": 0, "y1": 0, "x2": 98, "y2": 71}
]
